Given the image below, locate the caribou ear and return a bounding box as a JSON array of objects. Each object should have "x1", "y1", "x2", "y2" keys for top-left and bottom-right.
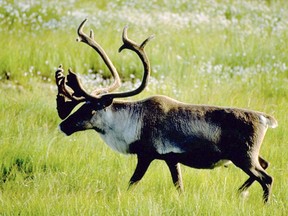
[{"x1": 100, "y1": 96, "x2": 113, "y2": 109}]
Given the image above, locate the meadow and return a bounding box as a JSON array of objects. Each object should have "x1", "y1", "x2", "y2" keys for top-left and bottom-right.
[{"x1": 0, "y1": 0, "x2": 287, "y2": 215}]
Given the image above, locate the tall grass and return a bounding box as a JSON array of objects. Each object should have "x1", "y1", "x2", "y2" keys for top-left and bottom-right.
[{"x1": 0, "y1": 0, "x2": 288, "y2": 215}]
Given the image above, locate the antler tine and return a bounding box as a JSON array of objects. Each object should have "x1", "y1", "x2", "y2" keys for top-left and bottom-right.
[
  {"x1": 89, "y1": 29, "x2": 94, "y2": 40},
  {"x1": 66, "y1": 68, "x2": 92, "y2": 99},
  {"x1": 119, "y1": 26, "x2": 155, "y2": 52},
  {"x1": 77, "y1": 19, "x2": 121, "y2": 95},
  {"x1": 55, "y1": 65, "x2": 87, "y2": 119},
  {"x1": 55, "y1": 65, "x2": 88, "y2": 101},
  {"x1": 140, "y1": 34, "x2": 155, "y2": 49},
  {"x1": 55, "y1": 65, "x2": 73, "y2": 101}
]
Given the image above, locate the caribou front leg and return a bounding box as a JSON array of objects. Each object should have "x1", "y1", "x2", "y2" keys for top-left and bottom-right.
[
  {"x1": 128, "y1": 155, "x2": 153, "y2": 190},
  {"x1": 165, "y1": 160, "x2": 184, "y2": 192}
]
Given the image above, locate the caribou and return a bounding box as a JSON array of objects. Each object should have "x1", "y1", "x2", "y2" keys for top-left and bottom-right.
[{"x1": 55, "y1": 19, "x2": 277, "y2": 203}]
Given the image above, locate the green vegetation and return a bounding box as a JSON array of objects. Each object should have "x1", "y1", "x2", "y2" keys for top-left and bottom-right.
[{"x1": 0, "y1": 0, "x2": 287, "y2": 215}]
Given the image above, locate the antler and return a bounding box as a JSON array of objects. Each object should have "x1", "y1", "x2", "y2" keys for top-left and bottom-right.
[
  {"x1": 55, "y1": 19, "x2": 122, "y2": 119},
  {"x1": 77, "y1": 19, "x2": 121, "y2": 95},
  {"x1": 55, "y1": 65, "x2": 89, "y2": 119},
  {"x1": 104, "y1": 26, "x2": 154, "y2": 99},
  {"x1": 55, "y1": 19, "x2": 153, "y2": 119}
]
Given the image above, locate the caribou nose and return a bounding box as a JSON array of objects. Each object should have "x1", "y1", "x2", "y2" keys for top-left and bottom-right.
[{"x1": 59, "y1": 123, "x2": 73, "y2": 136}]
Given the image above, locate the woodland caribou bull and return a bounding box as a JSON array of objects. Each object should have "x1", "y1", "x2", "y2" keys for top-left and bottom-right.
[{"x1": 55, "y1": 19, "x2": 277, "y2": 203}]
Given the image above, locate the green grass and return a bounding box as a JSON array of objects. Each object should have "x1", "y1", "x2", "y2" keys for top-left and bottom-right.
[{"x1": 1, "y1": 0, "x2": 288, "y2": 215}]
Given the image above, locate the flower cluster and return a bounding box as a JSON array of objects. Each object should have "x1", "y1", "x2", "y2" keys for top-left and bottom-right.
[
  {"x1": 1, "y1": 0, "x2": 287, "y2": 96},
  {"x1": 0, "y1": 1, "x2": 71, "y2": 32}
]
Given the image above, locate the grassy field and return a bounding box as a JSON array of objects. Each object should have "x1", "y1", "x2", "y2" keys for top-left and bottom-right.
[{"x1": 0, "y1": 0, "x2": 288, "y2": 215}]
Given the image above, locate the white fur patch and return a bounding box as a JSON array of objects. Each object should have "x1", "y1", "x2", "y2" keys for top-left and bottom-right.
[
  {"x1": 240, "y1": 190, "x2": 250, "y2": 200},
  {"x1": 93, "y1": 107, "x2": 142, "y2": 154},
  {"x1": 156, "y1": 143, "x2": 185, "y2": 154},
  {"x1": 259, "y1": 114, "x2": 278, "y2": 128},
  {"x1": 259, "y1": 115, "x2": 269, "y2": 128},
  {"x1": 212, "y1": 159, "x2": 232, "y2": 168}
]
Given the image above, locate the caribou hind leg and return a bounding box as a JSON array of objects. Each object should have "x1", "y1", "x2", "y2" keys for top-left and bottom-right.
[
  {"x1": 238, "y1": 156, "x2": 269, "y2": 193},
  {"x1": 235, "y1": 157, "x2": 273, "y2": 203}
]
